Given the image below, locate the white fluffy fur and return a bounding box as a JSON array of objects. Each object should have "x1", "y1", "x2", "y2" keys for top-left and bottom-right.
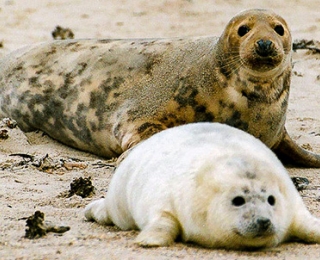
[{"x1": 85, "y1": 123, "x2": 320, "y2": 249}]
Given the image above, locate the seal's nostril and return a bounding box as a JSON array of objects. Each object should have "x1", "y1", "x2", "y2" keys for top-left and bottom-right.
[
  {"x1": 257, "y1": 39, "x2": 264, "y2": 47},
  {"x1": 257, "y1": 40, "x2": 272, "y2": 49},
  {"x1": 256, "y1": 40, "x2": 273, "y2": 57},
  {"x1": 265, "y1": 40, "x2": 272, "y2": 49}
]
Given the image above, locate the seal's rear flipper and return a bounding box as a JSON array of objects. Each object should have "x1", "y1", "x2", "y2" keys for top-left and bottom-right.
[
  {"x1": 273, "y1": 128, "x2": 320, "y2": 168},
  {"x1": 84, "y1": 198, "x2": 113, "y2": 225}
]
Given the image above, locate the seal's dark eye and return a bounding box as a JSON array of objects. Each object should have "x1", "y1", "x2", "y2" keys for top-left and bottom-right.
[
  {"x1": 274, "y1": 25, "x2": 284, "y2": 36},
  {"x1": 232, "y1": 196, "x2": 246, "y2": 206},
  {"x1": 238, "y1": 25, "x2": 250, "y2": 37},
  {"x1": 268, "y1": 195, "x2": 276, "y2": 206}
]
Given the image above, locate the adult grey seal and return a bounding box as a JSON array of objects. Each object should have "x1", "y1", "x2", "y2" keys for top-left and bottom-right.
[
  {"x1": 0, "y1": 9, "x2": 319, "y2": 167},
  {"x1": 85, "y1": 123, "x2": 320, "y2": 249}
]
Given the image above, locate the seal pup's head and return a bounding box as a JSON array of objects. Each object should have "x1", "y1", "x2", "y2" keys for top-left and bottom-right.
[{"x1": 191, "y1": 152, "x2": 292, "y2": 249}]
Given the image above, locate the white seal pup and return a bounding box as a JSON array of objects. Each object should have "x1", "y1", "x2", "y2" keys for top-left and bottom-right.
[{"x1": 85, "y1": 123, "x2": 320, "y2": 249}]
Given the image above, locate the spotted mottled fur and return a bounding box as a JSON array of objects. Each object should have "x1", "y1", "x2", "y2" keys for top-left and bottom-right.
[{"x1": 0, "y1": 9, "x2": 320, "y2": 167}]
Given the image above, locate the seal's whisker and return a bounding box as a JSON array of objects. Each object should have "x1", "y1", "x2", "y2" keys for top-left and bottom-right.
[{"x1": 218, "y1": 56, "x2": 242, "y2": 69}]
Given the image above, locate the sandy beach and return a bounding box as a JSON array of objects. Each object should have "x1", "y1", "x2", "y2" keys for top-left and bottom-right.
[{"x1": 1, "y1": 0, "x2": 320, "y2": 259}]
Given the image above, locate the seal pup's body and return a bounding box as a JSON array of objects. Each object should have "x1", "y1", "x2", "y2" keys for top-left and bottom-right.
[
  {"x1": 0, "y1": 9, "x2": 319, "y2": 166},
  {"x1": 85, "y1": 123, "x2": 320, "y2": 249}
]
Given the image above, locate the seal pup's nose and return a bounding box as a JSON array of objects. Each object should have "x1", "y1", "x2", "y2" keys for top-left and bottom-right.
[{"x1": 257, "y1": 217, "x2": 272, "y2": 232}]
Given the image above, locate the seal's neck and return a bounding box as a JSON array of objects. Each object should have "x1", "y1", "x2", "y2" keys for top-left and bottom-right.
[{"x1": 238, "y1": 67, "x2": 291, "y2": 104}]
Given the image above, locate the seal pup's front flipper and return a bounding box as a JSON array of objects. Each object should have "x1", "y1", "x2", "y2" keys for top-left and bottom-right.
[
  {"x1": 135, "y1": 211, "x2": 180, "y2": 247},
  {"x1": 287, "y1": 205, "x2": 320, "y2": 243}
]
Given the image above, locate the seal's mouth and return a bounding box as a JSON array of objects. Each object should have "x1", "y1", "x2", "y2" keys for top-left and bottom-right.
[
  {"x1": 252, "y1": 56, "x2": 280, "y2": 70},
  {"x1": 233, "y1": 229, "x2": 277, "y2": 249},
  {"x1": 242, "y1": 52, "x2": 283, "y2": 73},
  {"x1": 234, "y1": 230, "x2": 275, "y2": 238},
  {"x1": 233, "y1": 221, "x2": 276, "y2": 239}
]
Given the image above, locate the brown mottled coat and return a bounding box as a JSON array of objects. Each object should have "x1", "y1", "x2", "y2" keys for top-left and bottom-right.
[{"x1": 0, "y1": 9, "x2": 319, "y2": 167}]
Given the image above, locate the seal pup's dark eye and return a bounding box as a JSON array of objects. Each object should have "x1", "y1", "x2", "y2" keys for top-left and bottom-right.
[
  {"x1": 268, "y1": 195, "x2": 276, "y2": 206},
  {"x1": 238, "y1": 25, "x2": 250, "y2": 37},
  {"x1": 232, "y1": 196, "x2": 246, "y2": 206},
  {"x1": 274, "y1": 25, "x2": 284, "y2": 36}
]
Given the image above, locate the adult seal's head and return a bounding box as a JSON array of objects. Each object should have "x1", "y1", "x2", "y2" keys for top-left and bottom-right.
[{"x1": 216, "y1": 9, "x2": 292, "y2": 77}]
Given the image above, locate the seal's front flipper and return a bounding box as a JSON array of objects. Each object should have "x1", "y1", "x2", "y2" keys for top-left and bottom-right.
[
  {"x1": 135, "y1": 212, "x2": 180, "y2": 247},
  {"x1": 273, "y1": 128, "x2": 320, "y2": 168},
  {"x1": 288, "y1": 210, "x2": 320, "y2": 244}
]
